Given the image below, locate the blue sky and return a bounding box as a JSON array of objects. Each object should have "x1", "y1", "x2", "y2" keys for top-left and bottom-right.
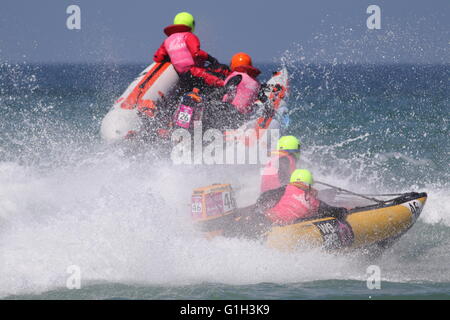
[{"x1": 0, "y1": 0, "x2": 448, "y2": 64}]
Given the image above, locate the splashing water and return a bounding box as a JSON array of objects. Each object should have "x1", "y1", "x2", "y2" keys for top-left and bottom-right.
[{"x1": 0, "y1": 55, "x2": 449, "y2": 299}]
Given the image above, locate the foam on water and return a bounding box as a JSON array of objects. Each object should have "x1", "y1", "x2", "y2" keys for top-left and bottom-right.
[
  {"x1": 0, "y1": 152, "x2": 363, "y2": 297},
  {"x1": 0, "y1": 140, "x2": 449, "y2": 298},
  {"x1": 1, "y1": 59, "x2": 449, "y2": 298}
]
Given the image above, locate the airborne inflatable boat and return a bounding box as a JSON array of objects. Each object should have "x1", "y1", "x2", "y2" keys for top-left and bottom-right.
[{"x1": 100, "y1": 62, "x2": 289, "y2": 146}]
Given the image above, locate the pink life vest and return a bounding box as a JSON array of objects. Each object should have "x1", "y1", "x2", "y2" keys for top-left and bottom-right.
[
  {"x1": 260, "y1": 151, "x2": 297, "y2": 193},
  {"x1": 266, "y1": 183, "x2": 320, "y2": 225},
  {"x1": 164, "y1": 32, "x2": 195, "y2": 74},
  {"x1": 222, "y1": 71, "x2": 261, "y2": 114}
]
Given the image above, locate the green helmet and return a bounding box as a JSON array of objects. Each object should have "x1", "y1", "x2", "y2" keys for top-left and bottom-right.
[
  {"x1": 277, "y1": 136, "x2": 301, "y2": 153},
  {"x1": 290, "y1": 169, "x2": 314, "y2": 185},
  {"x1": 174, "y1": 12, "x2": 195, "y2": 32}
]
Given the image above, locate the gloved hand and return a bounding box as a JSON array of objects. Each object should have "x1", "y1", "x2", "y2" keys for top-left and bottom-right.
[
  {"x1": 214, "y1": 63, "x2": 231, "y2": 72},
  {"x1": 225, "y1": 74, "x2": 242, "y2": 89},
  {"x1": 257, "y1": 85, "x2": 269, "y2": 103},
  {"x1": 331, "y1": 207, "x2": 348, "y2": 220},
  {"x1": 260, "y1": 83, "x2": 270, "y2": 91},
  {"x1": 207, "y1": 55, "x2": 219, "y2": 66}
]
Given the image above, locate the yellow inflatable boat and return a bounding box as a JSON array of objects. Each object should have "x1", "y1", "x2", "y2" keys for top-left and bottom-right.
[{"x1": 191, "y1": 184, "x2": 427, "y2": 252}]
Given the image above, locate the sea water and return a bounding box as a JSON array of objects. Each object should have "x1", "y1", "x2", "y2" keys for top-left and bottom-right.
[{"x1": 0, "y1": 61, "x2": 449, "y2": 299}]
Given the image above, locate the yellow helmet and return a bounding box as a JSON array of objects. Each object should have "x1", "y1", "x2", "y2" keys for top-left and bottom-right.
[
  {"x1": 174, "y1": 12, "x2": 195, "y2": 32},
  {"x1": 277, "y1": 136, "x2": 301, "y2": 153},
  {"x1": 290, "y1": 169, "x2": 314, "y2": 185}
]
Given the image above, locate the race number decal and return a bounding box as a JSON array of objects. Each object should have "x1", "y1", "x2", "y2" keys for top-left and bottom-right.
[
  {"x1": 313, "y1": 219, "x2": 354, "y2": 250},
  {"x1": 191, "y1": 196, "x2": 203, "y2": 218},
  {"x1": 402, "y1": 200, "x2": 423, "y2": 220},
  {"x1": 175, "y1": 105, "x2": 193, "y2": 128},
  {"x1": 222, "y1": 191, "x2": 236, "y2": 213},
  {"x1": 178, "y1": 111, "x2": 191, "y2": 123}
]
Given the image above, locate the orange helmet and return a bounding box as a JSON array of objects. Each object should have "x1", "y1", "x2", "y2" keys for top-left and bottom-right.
[{"x1": 230, "y1": 52, "x2": 252, "y2": 71}]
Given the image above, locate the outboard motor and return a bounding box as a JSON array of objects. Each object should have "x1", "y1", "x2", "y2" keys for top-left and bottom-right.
[
  {"x1": 172, "y1": 88, "x2": 204, "y2": 132},
  {"x1": 191, "y1": 184, "x2": 237, "y2": 222}
]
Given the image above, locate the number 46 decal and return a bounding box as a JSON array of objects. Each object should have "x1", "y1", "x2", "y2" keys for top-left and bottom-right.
[{"x1": 222, "y1": 192, "x2": 236, "y2": 212}]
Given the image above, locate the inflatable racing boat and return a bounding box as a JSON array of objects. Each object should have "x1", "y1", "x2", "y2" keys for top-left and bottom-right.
[
  {"x1": 190, "y1": 184, "x2": 427, "y2": 252},
  {"x1": 100, "y1": 62, "x2": 179, "y2": 143},
  {"x1": 100, "y1": 62, "x2": 289, "y2": 146}
]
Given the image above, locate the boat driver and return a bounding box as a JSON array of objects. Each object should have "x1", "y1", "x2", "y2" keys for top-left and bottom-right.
[
  {"x1": 260, "y1": 136, "x2": 301, "y2": 193},
  {"x1": 153, "y1": 12, "x2": 230, "y2": 94},
  {"x1": 256, "y1": 169, "x2": 348, "y2": 225}
]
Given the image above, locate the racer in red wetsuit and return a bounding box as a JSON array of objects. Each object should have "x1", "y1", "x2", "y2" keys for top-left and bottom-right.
[
  {"x1": 260, "y1": 136, "x2": 300, "y2": 193},
  {"x1": 258, "y1": 169, "x2": 348, "y2": 225},
  {"x1": 203, "y1": 52, "x2": 268, "y2": 130},
  {"x1": 153, "y1": 12, "x2": 230, "y2": 93}
]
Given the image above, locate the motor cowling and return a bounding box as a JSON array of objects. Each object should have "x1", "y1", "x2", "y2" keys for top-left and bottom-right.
[
  {"x1": 191, "y1": 184, "x2": 237, "y2": 221},
  {"x1": 172, "y1": 88, "x2": 204, "y2": 130}
]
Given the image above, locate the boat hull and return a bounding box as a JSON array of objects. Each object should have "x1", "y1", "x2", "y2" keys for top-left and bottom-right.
[{"x1": 195, "y1": 192, "x2": 427, "y2": 252}]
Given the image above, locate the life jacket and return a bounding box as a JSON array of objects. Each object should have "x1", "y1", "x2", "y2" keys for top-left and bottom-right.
[
  {"x1": 260, "y1": 151, "x2": 297, "y2": 193},
  {"x1": 222, "y1": 66, "x2": 261, "y2": 114},
  {"x1": 265, "y1": 182, "x2": 320, "y2": 225},
  {"x1": 164, "y1": 32, "x2": 195, "y2": 74}
]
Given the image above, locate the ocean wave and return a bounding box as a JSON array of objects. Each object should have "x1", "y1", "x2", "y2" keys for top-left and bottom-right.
[
  {"x1": 0, "y1": 63, "x2": 448, "y2": 298},
  {"x1": 0, "y1": 150, "x2": 449, "y2": 298}
]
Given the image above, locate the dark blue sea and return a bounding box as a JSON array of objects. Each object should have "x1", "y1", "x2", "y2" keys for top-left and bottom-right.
[{"x1": 0, "y1": 61, "x2": 449, "y2": 299}]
